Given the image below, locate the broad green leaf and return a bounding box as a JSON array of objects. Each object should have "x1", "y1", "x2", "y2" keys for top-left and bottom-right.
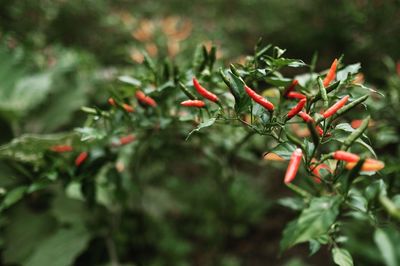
[
  {"x1": 3, "y1": 205, "x2": 57, "y2": 264},
  {"x1": 269, "y1": 142, "x2": 296, "y2": 160},
  {"x1": 280, "y1": 196, "x2": 342, "y2": 251},
  {"x1": 24, "y1": 226, "x2": 90, "y2": 266},
  {"x1": 265, "y1": 57, "x2": 306, "y2": 69},
  {"x1": 332, "y1": 248, "x2": 354, "y2": 266},
  {"x1": 118, "y1": 75, "x2": 141, "y2": 86},
  {"x1": 309, "y1": 240, "x2": 321, "y2": 256},
  {"x1": 75, "y1": 127, "x2": 107, "y2": 141},
  {"x1": 0, "y1": 73, "x2": 53, "y2": 120},
  {"x1": 0, "y1": 186, "x2": 28, "y2": 211},
  {"x1": 51, "y1": 193, "x2": 88, "y2": 225},
  {"x1": 336, "y1": 63, "x2": 361, "y2": 82},
  {"x1": 186, "y1": 118, "x2": 216, "y2": 140},
  {"x1": 374, "y1": 229, "x2": 398, "y2": 266},
  {"x1": 226, "y1": 71, "x2": 252, "y2": 113},
  {"x1": 278, "y1": 197, "x2": 305, "y2": 211},
  {"x1": 0, "y1": 133, "x2": 79, "y2": 165}
]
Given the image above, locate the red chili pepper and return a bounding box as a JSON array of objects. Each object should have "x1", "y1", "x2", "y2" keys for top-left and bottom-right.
[
  {"x1": 283, "y1": 79, "x2": 299, "y2": 96},
  {"x1": 333, "y1": 150, "x2": 360, "y2": 162},
  {"x1": 298, "y1": 112, "x2": 328, "y2": 137},
  {"x1": 284, "y1": 148, "x2": 303, "y2": 184},
  {"x1": 323, "y1": 58, "x2": 338, "y2": 87},
  {"x1": 192, "y1": 78, "x2": 219, "y2": 102},
  {"x1": 75, "y1": 152, "x2": 88, "y2": 167},
  {"x1": 50, "y1": 145, "x2": 73, "y2": 153},
  {"x1": 322, "y1": 95, "x2": 349, "y2": 118},
  {"x1": 310, "y1": 159, "x2": 332, "y2": 183},
  {"x1": 287, "y1": 92, "x2": 306, "y2": 100},
  {"x1": 108, "y1": 98, "x2": 116, "y2": 106},
  {"x1": 181, "y1": 100, "x2": 206, "y2": 108},
  {"x1": 119, "y1": 135, "x2": 136, "y2": 145},
  {"x1": 298, "y1": 111, "x2": 313, "y2": 122},
  {"x1": 244, "y1": 85, "x2": 275, "y2": 111},
  {"x1": 135, "y1": 90, "x2": 157, "y2": 107},
  {"x1": 122, "y1": 103, "x2": 134, "y2": 113},
  {"x1": 287, "y1": 98, "x2": 306, "y2": 119},
  {"x1": 315, "y1": 125, "x2": 326, "y2": 136}
]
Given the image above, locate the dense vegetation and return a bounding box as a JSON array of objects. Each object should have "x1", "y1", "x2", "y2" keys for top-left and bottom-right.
[{"x1": 0, "y1": 1, "x2": 399, "y2": 265}]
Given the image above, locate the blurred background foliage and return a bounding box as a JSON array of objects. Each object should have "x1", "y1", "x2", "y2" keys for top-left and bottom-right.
[{"x1": 0, "y1": 0, "x2": 399, "y2": 265}]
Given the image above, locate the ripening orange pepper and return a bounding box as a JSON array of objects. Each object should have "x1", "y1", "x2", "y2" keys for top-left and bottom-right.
[
  {"x1": 122, "y1": 103, "x2": 134, "y2": 113},
  {"x1": 323, "y1": 59, "x2": 338, "y2": 87},
  {"x1": 322, "y1": 95, "x2": 349, "y2": 118},
  {"x1": 108, "y1": 98, "x2": 116, "y2": 106},
  {"x1": 345, "y1": 158, "x2": 385, "y2": 171}
]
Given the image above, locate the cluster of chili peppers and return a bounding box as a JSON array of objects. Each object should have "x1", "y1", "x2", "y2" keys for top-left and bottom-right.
[{"x1": 279, "y1": 59, "x2": 384, "y2": 184}]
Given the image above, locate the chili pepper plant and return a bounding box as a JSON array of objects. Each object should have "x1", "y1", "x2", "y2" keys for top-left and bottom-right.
[{"x1": 0, "y1": 44, "x2": 396, "y2": 265}]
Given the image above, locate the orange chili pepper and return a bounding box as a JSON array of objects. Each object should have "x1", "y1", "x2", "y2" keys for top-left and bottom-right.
[{"x1": 323, "y1": 58, "x2": 338, "y2": 87}]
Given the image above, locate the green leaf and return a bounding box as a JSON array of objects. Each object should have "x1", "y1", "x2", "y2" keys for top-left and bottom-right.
[
  {"x1": 3, "y1": 205, "x2": 57, "y2": 264},
  {"x1": 0, "y1": 73, "x2": 53, "y2": 120},
  {"x1": 336, "y1": 63, "x2": 361, "y2": 82},
  {"x1": 280, "y1": 196, "x2": 342, "y2": 251},
  {"x1": 309, "y1": 240, "x2": 321, "y2": 256},
  {"x1": 186, "y1": 118, "x2": 216, "y2": 140},
  {"x1": 24, "y1": 226, "x2": 90, "y2": 266},
  {"x1": 374, "y1": 229, "x2": 398, "y2": 266},
  {"x1": 118, "y1": 75, "x2": 141, "y2": 86},
  {"x1": 0, "y1": 186, "x2": 28, "y2": 211},
  {"x1": 226, "y1": 71, "x2": 252, "y2": 113},
  {"x1": 278, "y1": 197, "x2": 305, "y2": 211},
  {"x1": 0, "y1": 133, "x2": 79, "y2": 165},
  {"x1": 269, "y1": 142, "x2": 296, "y2": 160},
  {"x1": 332, "y1": 248, "x2": 354, "y2": 266}
]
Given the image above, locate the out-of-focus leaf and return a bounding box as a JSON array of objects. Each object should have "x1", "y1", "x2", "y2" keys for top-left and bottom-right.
[
  {"x1": 280, "y1": 196, "x2": 342, "y2": 251},
  {"x1": 269, "y1": 142, "x2": 296, "y2": 160},
  {"x1": 0, "y1": 186, "x2": 28, "y2": 211},
  {"x1": 186, "y1": 118, "x2": 216, "y2": 140},
  {"x1": 0, "y1": 73, "x2": 53, "y2": 120},
  {"x1": 332, "y1": 247, "x2": 354, "y2": 266},
  {"x1": 336, "y1": 63, "x2": 361, "y2": 82},
  {"x1": 278, "y1": 197, "x2": 305, "y2": 211},
  {"x1": 24, "y1": 225, "x2": 90, "y2": 266},
  {"x1": 0, "y1": 133, "x2": 79, "y2": 165},
  {"x1": 118, "y1": 75, "x2": 141, "y2": 86},
  {"x1": 3, "y1": 205, "x2": 57, "y2": 264},
  {"x1": 374, "y1": 228, "x2": 398, "y2": 266},
  {"x1": 75, "y1": 127, "x2": 107, "y2": 141}
]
